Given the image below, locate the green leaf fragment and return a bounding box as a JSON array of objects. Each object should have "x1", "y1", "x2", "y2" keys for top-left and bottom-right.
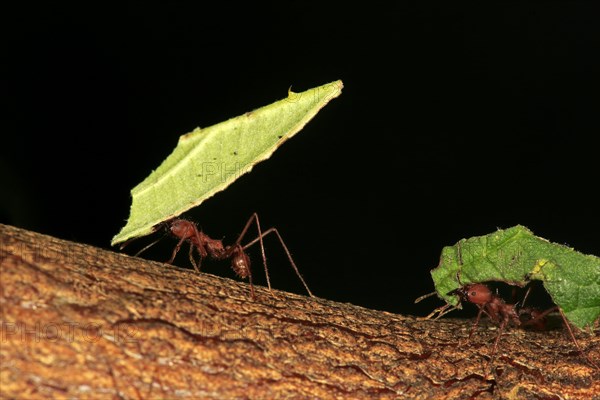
[
  {"x1": 112, "y1": 80, "x2": 343, "y2": 245},
  {"x1": 431, "y1": 225, "x2": 600, "y2": 329}
]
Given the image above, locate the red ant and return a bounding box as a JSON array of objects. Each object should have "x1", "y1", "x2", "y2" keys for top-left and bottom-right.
[
  {"x1": 124, "y1": 213, "x2": 313, "y2": 299},
  {"x1": 449, "y1": 282, "x2": 599, "y2": 372}
]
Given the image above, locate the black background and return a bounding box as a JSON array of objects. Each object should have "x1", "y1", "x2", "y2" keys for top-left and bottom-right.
[{"x1": 4, "y1": 2, "x2": 598, "y2": 316}]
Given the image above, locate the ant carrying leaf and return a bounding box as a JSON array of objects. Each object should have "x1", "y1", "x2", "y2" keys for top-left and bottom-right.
[
  {"x1": 122, "y1": 213, "x2": 313, "y2": 299},
  {"x1": 417, "y1": 225, "x2": 600, "y2": 371},
  {"x1": 448, "y1": 281, "x2": 598, "y2": 371},
  {"x1": 113, "y1": 82, "x2": 342, "y2": 299}
]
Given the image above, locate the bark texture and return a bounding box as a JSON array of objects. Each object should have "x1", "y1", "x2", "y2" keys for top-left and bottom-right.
[{"x1": 1, "y1": 223, "x2": 598, "y2": 399}]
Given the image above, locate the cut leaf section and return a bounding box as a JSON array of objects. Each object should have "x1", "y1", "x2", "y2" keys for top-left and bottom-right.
[{"x1": 112, "y1": 80, "x2": 343, "y2": 245}]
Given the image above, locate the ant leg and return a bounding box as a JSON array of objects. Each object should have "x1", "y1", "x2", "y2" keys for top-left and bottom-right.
[
  {"x1": 188, "y1": 243, "x2": 200, "y2": 273},
  {"x1": 485, "y1": 314, "x2": 509, "y2": 374},
  {"x1": 167, "y1": 236, "x2": 187, "y2": 264},
  {"x1": 247, "y1": 260, "x2": 255, "y2": 299},
  {"x1": 235, "y1": 213, "x2": 313, "y2": 297},
  {"x1": 557, "y1": 308, "x2": 599, "y2": 371},
  {"x1": 191, "y1": 223, "x2": 208, "y2": 272},
  {"x1": 465, "y1": 304, "x2": 497, "y2": 342},
  {"x1": 467, "y1": 305, "x2": 486, "y2": 341},
  {"x1": 243, "y1": 225, "x2": 314, "y2": 297}
]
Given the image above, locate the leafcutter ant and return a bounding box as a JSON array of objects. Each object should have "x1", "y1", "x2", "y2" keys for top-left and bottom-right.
[
  {"x1": 448, "y1": 281, "x2": 599, "y2": 372},
  {"x1": 417, "y1": 227, "x2": 599, "y2": 373},
  {"x1": 123, "y1": 213, "x2": 313, "y2": 299}
]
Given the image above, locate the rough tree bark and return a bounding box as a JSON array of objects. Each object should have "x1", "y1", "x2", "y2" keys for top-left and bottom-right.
[{"x1": 0, "y1": 224, "x2": 598, "y2": 399}]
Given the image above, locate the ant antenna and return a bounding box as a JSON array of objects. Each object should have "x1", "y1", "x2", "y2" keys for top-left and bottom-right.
[
  {"x1": 134, "y1": 236, "x2": 165, "y2": 257},
  {"x1": 119, "y1": 223, "x2": 170, "y2": 258},
  {"x1": 422, "y1": 303, "x2": 460, "y2": 320},
  {"x1": 119, "y1": 230, "x2": 165, "y2": 256},
  {"x1": 414, "y1": 292, "x2": 436, "y2": 304}
]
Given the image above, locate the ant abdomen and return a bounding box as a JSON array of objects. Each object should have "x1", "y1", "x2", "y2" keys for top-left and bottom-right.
[
  {"x1": 231, "y1": 248, "x2": 250, "y2": 279},
  {"x1": 519, "y1": 307, "x2": 549, "y2": 331}
]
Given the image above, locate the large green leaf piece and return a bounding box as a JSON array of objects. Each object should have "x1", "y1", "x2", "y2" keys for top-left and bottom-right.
[
  {"x1": 112, "y1": 80, "x2": 343, "y2": 245},
  {"x1": 430, "y1": 225, "x2": 600, "y2": 329}
]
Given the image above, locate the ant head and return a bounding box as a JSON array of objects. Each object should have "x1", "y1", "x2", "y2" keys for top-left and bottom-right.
[
  {"x1": 168, "y1": 219, "x2": 196, "y2": 239},
  {"x1": 449, "y1": 283, "x2": 492, "y2": 305}
]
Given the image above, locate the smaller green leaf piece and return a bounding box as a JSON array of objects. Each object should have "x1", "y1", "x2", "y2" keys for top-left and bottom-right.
[
  {"x1": 112, "y1": 80, "x2": 343, "y2": 245},
  {"x1": 430, "y1": 225, "x2": 600, "y2": 329}
]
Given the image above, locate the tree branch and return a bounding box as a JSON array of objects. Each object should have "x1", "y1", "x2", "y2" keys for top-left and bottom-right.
[{"x1": 1, "y1": 224, "x2": 598, "y2": 399}]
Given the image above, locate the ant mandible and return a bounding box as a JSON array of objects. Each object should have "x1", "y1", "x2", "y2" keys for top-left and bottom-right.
[
  {"x1": 126, "y1": 213, "x2": 314, "y2": 299},
  {"x1": 450, "y1": 282, "x2": 598, "y2": 371}
]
